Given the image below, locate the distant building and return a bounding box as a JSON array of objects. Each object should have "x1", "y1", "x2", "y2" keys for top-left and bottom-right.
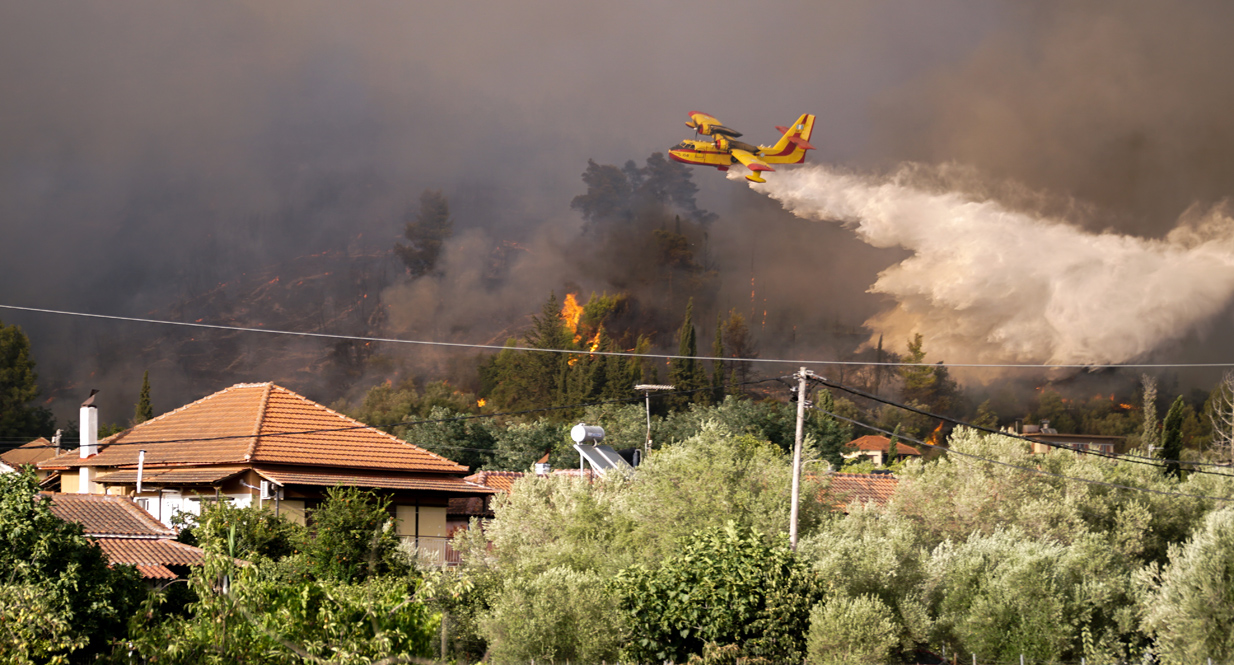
[
  {"x1": 823, "y1": 472, "x2": 899, "y2": 510},
  {"x1": 842, "y1": 435, "x2": 922, "y2": 466},
  {"x1": 1016, "y1": 421, "x2": 1122, "y2": 455},
  {"x1": 1, "y1": 437, "x2": 60, "y2": 481}
]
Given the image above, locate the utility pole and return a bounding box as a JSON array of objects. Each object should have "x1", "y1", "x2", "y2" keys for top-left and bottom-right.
[
  {"x1": 634, "y1": 384, "x2": 673, "y2": 456},
  {"x1": 790, "y1": 366, "x2": 812, "y2": 550}
]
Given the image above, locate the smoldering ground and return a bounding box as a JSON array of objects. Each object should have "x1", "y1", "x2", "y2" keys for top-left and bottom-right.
[{"x1": 3, "y1": 1, "x2": 1234, "y2": 423}]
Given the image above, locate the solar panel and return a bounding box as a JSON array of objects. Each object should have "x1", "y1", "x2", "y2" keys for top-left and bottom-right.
[{"x1": 574, "y1": 444, "x2": 631, "y2": 475}]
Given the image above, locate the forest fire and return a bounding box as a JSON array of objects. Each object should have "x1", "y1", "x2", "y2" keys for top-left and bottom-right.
[
  {"x1": 560, "y1": 293, "x2": 584, "y2": 341},
  {"x1": 926, "y1": 421, "x2": 945, "y2": 446}
]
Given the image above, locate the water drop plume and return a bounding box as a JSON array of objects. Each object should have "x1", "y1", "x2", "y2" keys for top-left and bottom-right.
[{"x1": 737, "y1": 165, "x2": 1234, "y2": 366}]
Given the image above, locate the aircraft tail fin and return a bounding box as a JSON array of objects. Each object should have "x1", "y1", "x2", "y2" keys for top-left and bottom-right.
[{"x1": 762, "y1": 114, "x2": 816, "y2": 164}]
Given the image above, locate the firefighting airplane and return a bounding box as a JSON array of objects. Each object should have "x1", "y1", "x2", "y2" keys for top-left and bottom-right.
[{"x1": 668, "y1": 111, "x2": 816, "y2": 183}]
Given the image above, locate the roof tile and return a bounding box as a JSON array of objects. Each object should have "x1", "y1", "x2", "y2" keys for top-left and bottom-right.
[
  {"x1": 824, "y1": 473, "x2": 900, "y2": 508},
  {"x1": 1, "y1": 438, "x2": 58, "y2": 468},
  {"x1": 95, "y1": 538, "x2": 208, "y2": 570},
  {"x1": 845, "y1": 435, "x2": 921, "y2": 456},
  {"x1": 254, "y1": 467, "x2": 494, "y2": 493},
  {"x1": 42, "y1": 493, "x2": 175, "y2": 538},
  {"x1": 40, "y1": 383, "x2": 469, "y2": 474}
]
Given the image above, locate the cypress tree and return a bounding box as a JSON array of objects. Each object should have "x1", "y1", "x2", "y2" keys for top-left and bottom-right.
[
  {"x1": 710, "y1": 313, "x2": 725, "y2": 404},
  {"x1": 1161, "y1": 395, "x2": 1186, "y2": 479},
  {"x1": 1140, "y1": 374, "x2": 1160, "y2": 451},
  {"x1": 134, "y1": 371, "x2": 153, "y2": 423},
  {"x1": 669, "y1": 299, "x2": 704, "y2": 407}
]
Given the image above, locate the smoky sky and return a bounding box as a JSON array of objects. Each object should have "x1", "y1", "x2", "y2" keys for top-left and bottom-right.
[{"x1": 2, "y1": 1, "x2": 1232, "y2": 422}]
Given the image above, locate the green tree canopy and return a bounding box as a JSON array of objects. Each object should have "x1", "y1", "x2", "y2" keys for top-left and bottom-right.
[
  {"x1": 0, "y1": 470, "x2": 144, "y2": 663},
  {"x1": 134, "y1": 370, "x2": 153, "y2": 423},
  {"x1": 0, "y1": 320, "x2": 54, "y2": 440}
]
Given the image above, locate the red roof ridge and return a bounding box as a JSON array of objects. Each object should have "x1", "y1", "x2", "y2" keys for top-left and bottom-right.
[
  {"x1": 245, "y1": 384, "x2": 273, "y2": 461},
  {"x1": 105, "y1": 382, "x2": 273, "y2": 448},
  {"x1": 257, "y1": 384, "x2": 466, "y2": 471}
]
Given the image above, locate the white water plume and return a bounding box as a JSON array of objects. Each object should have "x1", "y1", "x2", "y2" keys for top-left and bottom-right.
[{"x1": 736, "y1": 165, "x2": 1234, "y2": 366}]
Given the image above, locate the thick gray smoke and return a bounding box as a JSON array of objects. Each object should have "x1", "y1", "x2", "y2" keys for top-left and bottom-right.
[{"x1": 740, "y1": 165, "x2": 1234, "y2": 366}]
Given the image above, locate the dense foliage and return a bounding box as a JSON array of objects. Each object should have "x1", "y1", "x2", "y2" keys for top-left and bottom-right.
[
  {"x1": 423, "y1": 424, "x2": 1234, "y2": 664},
  {"x1": 0, "y1": 470, "x2": 144, "y2": 664},
  {"x1": 616, "y1": 522, "x2": 821, "y2": 664},
  {"x1": 0, "y1": 320, "x2": 55, "y2": 440}
]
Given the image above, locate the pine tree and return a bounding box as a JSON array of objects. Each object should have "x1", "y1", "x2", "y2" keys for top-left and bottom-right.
[
  {"x1": 134, "y1": 371, "x2": 153, "y2": 423},
  {"x1": 0, "y1": 320, "x2": 54, "y2": 439},
  {"x1": 721, "y1": 309, "x2": 757, "y2": 390},
  {"x1": 1161, "y1": 395, "x2": 1186, "y2": 479},
  {"x1": 394, "y1": 189, "x2": 454, "y2": 278},
  {"x1": 478, "y1": 293, "x2": 574, "y2": 412}
]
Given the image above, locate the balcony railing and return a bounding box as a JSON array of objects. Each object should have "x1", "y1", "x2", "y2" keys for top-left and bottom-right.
[{"x1": 400, "y1": 535, "x2": 462, "y2": 566}]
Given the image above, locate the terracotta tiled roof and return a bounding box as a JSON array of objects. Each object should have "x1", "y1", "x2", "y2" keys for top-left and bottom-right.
[
  {"x1": 254, "y1": 467, "x2": 495, "y2": 494},
  {"x1": 40, "y1": 383, "x2": 468, "y2": 474},
  {"x1": 463, "y1": 469, "x2": 596, "y2": 494},
  {"x1": 824, "y1": 473, "x2": 899, "y2": 508},
  {"x1": 94, "y1": 538, "x2": 208, "y2": 578},
  {"x1": 464, "y1": 470, "x2": 526, "y2": 493},
  {"x1": 845, "y1": 435, "x2": 921, "y2": 456},
  {"x1": 448, "y1": 496, "x2": 489, "y2": 517},
  {"x1": 95, "y1": 466, "x2": 248, "y2": 486},
  {"x1": 42, "y1": 493, "x2": 175, "y2": 538},
  {"x1": 1, "y1": 438, "x2": 58, "y2": 468}
]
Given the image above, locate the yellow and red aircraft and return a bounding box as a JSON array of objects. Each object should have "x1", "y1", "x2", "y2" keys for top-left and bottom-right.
[{"x1": 668, "y1": 111, "x2": 816, "y2": 183}]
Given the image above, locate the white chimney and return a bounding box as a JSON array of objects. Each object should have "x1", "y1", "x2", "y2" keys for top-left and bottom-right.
[
  {"x1": 79, "y1": 392, "x2": 98, "y2": 459},
  {"x1": 78, "y1": 390, "x2": 99, "y2": 494}
]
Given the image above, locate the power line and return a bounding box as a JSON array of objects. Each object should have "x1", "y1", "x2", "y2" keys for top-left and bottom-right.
[
  {"x1": 815, "y1": 406, "x2": 1234, "y2": 504},
  {"x1": 8, "y1": 303, "x2": 1234, "y2": 369},
  {"x1": 808, "y1": 374, "x2": 1234, "y2": 476}
]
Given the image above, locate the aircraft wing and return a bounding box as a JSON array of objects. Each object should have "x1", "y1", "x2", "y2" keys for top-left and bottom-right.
[
  {"x1": 730, "y1": 149, "x2": 774, "y2": 182},
  {"x1": 687, "y1": 111, "x2": 742, "y2": 137}
]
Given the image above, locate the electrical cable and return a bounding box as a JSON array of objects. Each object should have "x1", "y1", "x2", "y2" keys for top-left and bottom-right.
[
  {"x1": 807, "y1": 374, "x2": 1234, "y2": 476},
  {"x1": 9, "y1": 303, "x2": 1234, "y2": 369},
  {"x1": 814, "y1": 406, "x2": 1234, "y2": 503}
]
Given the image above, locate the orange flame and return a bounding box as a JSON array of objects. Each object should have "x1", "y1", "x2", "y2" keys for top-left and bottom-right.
[
  {"x1": 560, "y1": 293, "x2": 583, "y2": 339},
  {"x1": 477, "y1": 398, "x2": 487, "y2": 408},
  {"x1": 927, "y1": 421, "x2": 945, "y2": 446}
]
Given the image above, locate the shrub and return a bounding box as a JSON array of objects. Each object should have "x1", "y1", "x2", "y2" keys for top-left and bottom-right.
[
  {"x1": 480, "y1": 566, "x2": 624, "y2": 664},
  {"x1": 615, "y1": 522, "x2": 820, "y2": 664},
  {"x1": 806, "y1": 594, "x2": 900, "y2": 665},
  {"x1": 1141, "y1": 506, "x2": 1234, "y2": 664},
  {"x1": 305, "y1": 486, "x2": 403, "y2": 583}
]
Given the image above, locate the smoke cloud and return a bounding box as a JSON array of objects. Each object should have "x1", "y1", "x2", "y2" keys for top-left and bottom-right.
[{"x1": 743, "y1": 165, "x2": 1234, "y2": 366}]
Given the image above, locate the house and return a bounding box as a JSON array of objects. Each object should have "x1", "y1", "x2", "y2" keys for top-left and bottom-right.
[
  {"x1": 1016, "y1": 421, "x2": 1123, "y2": 455},
  {"x1": 842, "y1": 435, "x2": 922, "y2": 466},
  {"x1": 38, "y1": 382, "x2": 495, "y2": 563},
  {"x1": 41, "y1": 492, "x2": 209, "y2": 582},
  {"x1": 823, "y1": 472, "x2": 900, "y2": 510},
  {"x1": 1, "y1": 437, "x2": 60, "y2": 481}
]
